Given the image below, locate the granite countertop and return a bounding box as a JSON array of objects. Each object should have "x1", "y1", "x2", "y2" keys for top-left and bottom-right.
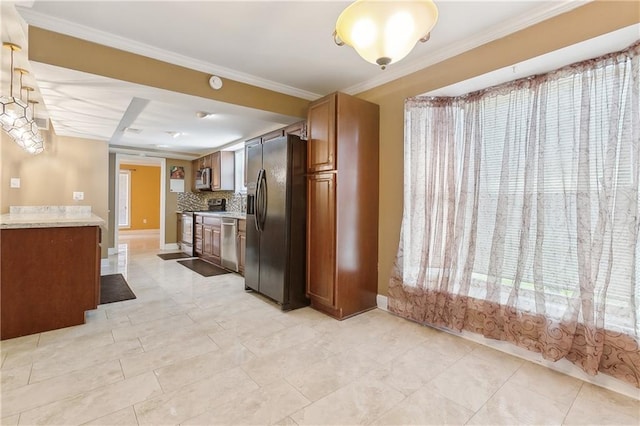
[{"x1": 1, "y1": 206, "x2": 106, "y2": 229}]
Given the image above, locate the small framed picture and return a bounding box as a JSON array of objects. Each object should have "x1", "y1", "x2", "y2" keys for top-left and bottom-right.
[{"x1": 170, "y1": 166, "x2": 185, "y2": 179}]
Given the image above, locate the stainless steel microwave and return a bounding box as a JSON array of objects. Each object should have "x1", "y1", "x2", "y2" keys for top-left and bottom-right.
[{"x1": 195, "y1": 167, "x2": 212, "y2": 190}]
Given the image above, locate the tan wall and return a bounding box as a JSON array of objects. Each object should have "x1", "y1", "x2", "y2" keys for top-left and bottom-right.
[
  {"x1": 356, "y1": 1, "x2": 640, "y2": 295},
  {"x1": 120, "y1": 164, "x2": 161, "y2": 230},
  {"x1": 28, "y1": 27, "x2": 310, "y2": 119},
  {"x1": 1, "y1": 130, "x2": 109, "y2": 257},
  {"x1": 164, "y1": 159, "x2": 192, "y2": 245}
]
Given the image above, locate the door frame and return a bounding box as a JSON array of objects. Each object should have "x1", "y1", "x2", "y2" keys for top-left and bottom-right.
[{"x1": 113, "y1": 154, "x2": 167, "y2": 251}]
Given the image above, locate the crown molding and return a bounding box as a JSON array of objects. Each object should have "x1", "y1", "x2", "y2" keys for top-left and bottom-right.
[
  {"x1": 342, "y1": 0, "x2": 590, "y2": 95},
  {"x1": 16, "y1": 6, "x2": 322, "y2": 101}
]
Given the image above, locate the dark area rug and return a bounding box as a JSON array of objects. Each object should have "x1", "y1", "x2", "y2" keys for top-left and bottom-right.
[
  {"x1": 100, "y1": 274, "x2": 136, "y2": 305},
  {"x1": 157, "y1": 252, "x2": 194, "y2": 260},
  {"x1": 178, "y1": 259, "x2": 230, "y2": 277}
]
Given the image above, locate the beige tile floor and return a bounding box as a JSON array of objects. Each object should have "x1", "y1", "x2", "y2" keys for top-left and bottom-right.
[{"x1": 1, "y1": 235, "x2": 639, "y2": 425}]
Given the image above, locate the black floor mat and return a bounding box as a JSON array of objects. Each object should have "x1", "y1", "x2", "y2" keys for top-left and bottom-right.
[
  {"x1": 157, "y1": 252, "x2": 194, "y2": 260},
  {"x1": 177, "y1": 259, "x2": 230, "y2": 277},
  {"x1": 100, "y1": 274, "x2": 136, "y2": 304}
]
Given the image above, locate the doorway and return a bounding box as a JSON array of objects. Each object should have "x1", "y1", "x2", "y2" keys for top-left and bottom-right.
[{"x1": 113, "y1": 154, "x2": 167, "y2": 253}]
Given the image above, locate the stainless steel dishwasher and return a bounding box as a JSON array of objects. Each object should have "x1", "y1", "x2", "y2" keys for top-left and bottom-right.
[{"x1": 221, "y1": 218, "x2": 238, "y2": 272}]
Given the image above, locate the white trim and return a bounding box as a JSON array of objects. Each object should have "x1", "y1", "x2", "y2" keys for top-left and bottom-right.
[
  {"x1": 376, "y1": 294, "x2": 388, "y2": 311},
  {"x1": 163, "y1": 243, "x2": 180, "y2": 250},
  {"x1": 457, "y1": 329, "x2": 640, "y2": 401},
  {"x1": 17, "y1": 6, "x2": 321, "y2": 101},
  {"x1": 379, "y1": 297, "x2": 639, "y2": 401},
  {"x1": 159, "y1": 158, "x2": 167, "y2": 249},
  {"x1": 342, "y1": 1, "x2": 589, "y2": 95}
]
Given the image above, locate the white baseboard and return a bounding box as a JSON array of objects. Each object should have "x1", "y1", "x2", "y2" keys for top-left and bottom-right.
[
  {"x1": 162, "y1": 243, "x2": 180, "y2": 250},
  {"x1": 119, "y1": 229, "x2": 160, "y2": 235},
  {"x1": 376, "y1": 294, "x2": 388, "y2": 311},
  {"x1": 378, "y1": 293, "x2": 639, "y2": 401}
]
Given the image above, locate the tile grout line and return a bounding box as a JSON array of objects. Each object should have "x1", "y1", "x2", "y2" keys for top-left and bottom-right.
[
  {"x1": 560, "y1": 382, "x2": 585, "y2": 425},
  {"x1": 462, "y1": 357, "x2": 525, "y2": 424}
]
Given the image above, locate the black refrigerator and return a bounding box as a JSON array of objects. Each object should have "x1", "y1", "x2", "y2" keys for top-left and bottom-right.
[{"x1": 245, "y1": 134, "x2": 308, "y2": 310}]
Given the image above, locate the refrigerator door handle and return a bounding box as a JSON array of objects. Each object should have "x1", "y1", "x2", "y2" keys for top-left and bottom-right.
[
  {"x1": 259, "y1": 169, "x2": 267, "y2": 231},
  {"x1": 254, "y1": 169, "x2": 263, "y2": 232}
]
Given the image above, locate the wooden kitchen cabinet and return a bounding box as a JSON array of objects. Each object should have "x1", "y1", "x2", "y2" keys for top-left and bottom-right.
[
  {"x1": 198, "y1": 215, "x2": 221, "y2": 265},
  {"x1": 306, "y1": 173, "x2": 336, "y2": 307},
  {"x1": 307, "y1": 95, "x2": 336, "y2": 173},
  {"x1": 211, "y1": 151, "x2": 235, "y2": 191},
  {"x1": 306, "y1": 92, "x2": 379, "y2": 320},
  {"x1": 1, "y1": 226, "x2": 101, "y2": 339},
  {"x1": 237, "y1": 219, "x2": 246, "y2": 275},
  {"x1": 285, "y1": 120, "x2": 307, "y2": 139}
]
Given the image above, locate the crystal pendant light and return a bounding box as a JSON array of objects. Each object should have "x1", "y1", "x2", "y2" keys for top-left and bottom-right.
[
  {"x1": 1, "y1": 42, "x2": 43, "y2": 154},
  {"x1": 0, "y1": 43, "x2": 32, "y2": 132}
]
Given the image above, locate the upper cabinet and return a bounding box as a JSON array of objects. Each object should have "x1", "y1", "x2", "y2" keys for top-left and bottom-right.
[
  {"x1": 192, "y1": 151, "x2": 235, "y2": 192},
  {"x1": 211, "y1": 151, "x2": 235, "y2": 191},
  {"x1": 307, "y1": 96, "x2": 336, "y2": 173}
]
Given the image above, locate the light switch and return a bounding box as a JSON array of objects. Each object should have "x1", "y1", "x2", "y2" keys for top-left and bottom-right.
[
  {"x1": 73, "y1": 191, "x2": 84, "y2": 201},
  {"x1": 10, "y1": 178, "x2": 20, "y2": 188}
]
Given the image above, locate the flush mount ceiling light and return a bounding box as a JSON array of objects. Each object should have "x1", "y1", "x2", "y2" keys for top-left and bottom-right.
[
  {"x1": 196, "y1": 111, "x2": 216, "y2": 119},
  {"x1": 166, "y1": 131, "x2": 182, "y2": 138},
  {"x1": 333, "y1": 0, "x2": 438, "y2": 69}
]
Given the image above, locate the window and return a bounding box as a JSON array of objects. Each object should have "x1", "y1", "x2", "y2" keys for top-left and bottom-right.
[{"x1": 234, "y1": 148, "x2": 246, "y2": 193}]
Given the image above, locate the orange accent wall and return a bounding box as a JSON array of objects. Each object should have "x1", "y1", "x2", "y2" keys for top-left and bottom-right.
[{"x1": 120, "y1": 164, "x2": 160, "y2": 230}]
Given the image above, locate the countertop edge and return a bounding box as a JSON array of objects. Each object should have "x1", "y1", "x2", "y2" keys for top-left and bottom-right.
[{"x1": 0, "y1": 214, "x2": 106, "y2": 230}]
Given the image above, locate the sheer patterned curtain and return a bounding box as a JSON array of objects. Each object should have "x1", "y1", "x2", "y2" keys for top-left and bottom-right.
[{"x1": 390, "y1": 41, "x2": 639, "y2": 387}]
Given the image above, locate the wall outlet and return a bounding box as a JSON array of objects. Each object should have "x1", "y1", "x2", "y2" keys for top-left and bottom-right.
[
  {"x1": 10, "y1": 178, "x2": 20, "y2": 188},
  {"x1": 143, "y1": 218, "x2": 147, "y2": 224},
  {"x1": 73, "y1": 191, "x2": 84, "y2": 201}
]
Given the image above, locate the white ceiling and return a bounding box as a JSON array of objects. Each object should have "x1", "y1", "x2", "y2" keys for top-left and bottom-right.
[{"x1": 3, "y1": 0, "x2": 621, "y2": 159}]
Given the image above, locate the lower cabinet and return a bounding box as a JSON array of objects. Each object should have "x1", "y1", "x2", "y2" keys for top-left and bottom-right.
[
  {"x1": 1, "y1": 226, "x2": 101, "y2": 339},
  {"x1": 237, "y1": 219, "x2": 246, "y2": 275},
  {"x1": 306, "y1": 173, "x2": 336, "y2": 308},
  {"x1": 195, "y1": 214, "x2": 221, "y2": 266}
]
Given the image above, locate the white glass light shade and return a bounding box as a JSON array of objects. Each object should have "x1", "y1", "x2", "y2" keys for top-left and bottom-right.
[{"x1": 335, "y1": 0, "x2": 438, "y2": 69}]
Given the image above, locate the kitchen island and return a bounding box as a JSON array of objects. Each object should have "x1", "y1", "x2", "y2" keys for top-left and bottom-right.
[{"x1": 0, "y1": 206, "x2": 105, "y2": 340}]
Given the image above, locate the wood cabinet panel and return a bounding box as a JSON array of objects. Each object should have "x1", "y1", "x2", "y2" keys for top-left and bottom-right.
[
  {"x1": 306, "y1": 173, "x2": 336, "y2": 307},
  {"x1": 307, "y1": 95, "x2": 336, "y2": 173},
  {"x1": 1, "y1": 226, "x2": 100, "y2": 340},
  {"x1": 203, "y1": 225, "x2": 213, "y2": 256},
  {"x1": 306, "y1": 92, "x2": 379, "y2": 320},
  {"x1": 196, "y1": 215, "x2": 221, "y2": 265}
]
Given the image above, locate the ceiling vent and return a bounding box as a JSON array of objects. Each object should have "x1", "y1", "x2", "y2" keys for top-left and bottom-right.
[{"x1": 34, "y1": 116, "x2": 49, "y2": 130}]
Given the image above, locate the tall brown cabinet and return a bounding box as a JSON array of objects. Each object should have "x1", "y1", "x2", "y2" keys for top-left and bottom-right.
[{"x1": 306, "y1": 92, "x2": 379, "y2": 320}]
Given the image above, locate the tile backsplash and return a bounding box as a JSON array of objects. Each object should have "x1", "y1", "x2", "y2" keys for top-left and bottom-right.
[{"x1": 177, "y1": 191, "x2": 246, "y2": 213}]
